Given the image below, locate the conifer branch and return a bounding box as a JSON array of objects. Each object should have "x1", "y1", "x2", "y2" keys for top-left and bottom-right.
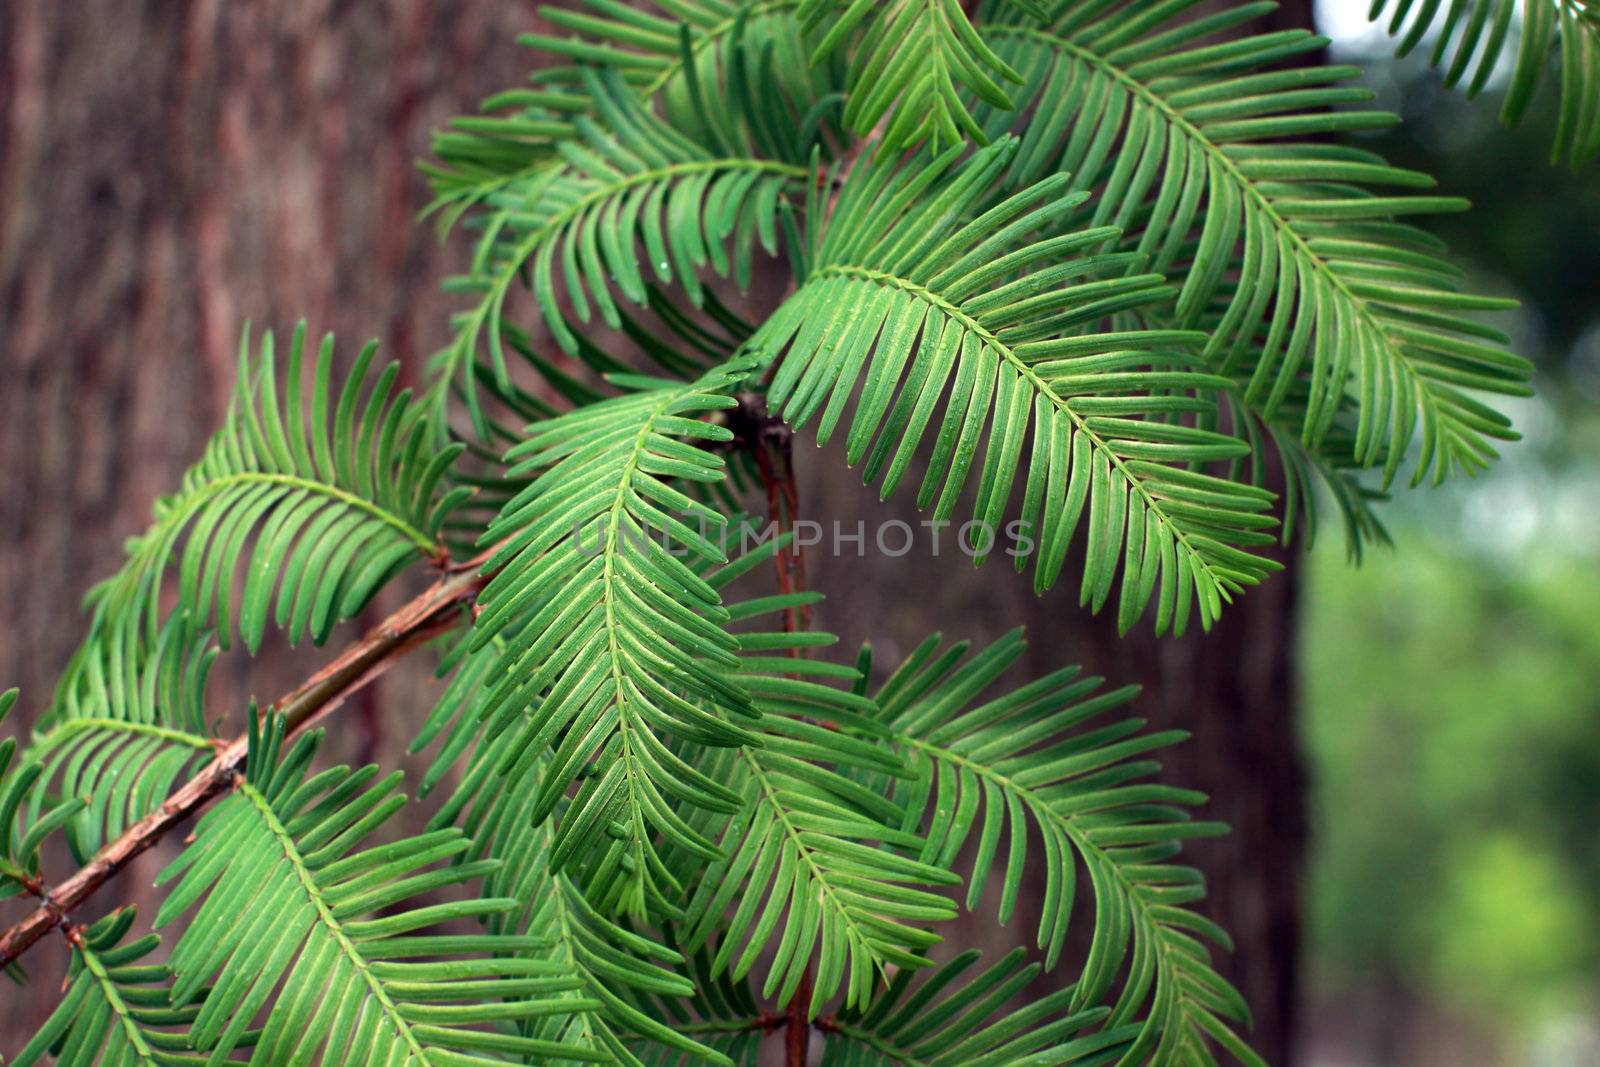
[{"x1": 5, "y1": 5, "x2": 1548, "y2": 1061}]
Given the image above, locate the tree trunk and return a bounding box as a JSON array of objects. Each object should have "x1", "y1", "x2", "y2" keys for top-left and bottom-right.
[{"x1": 0, "y1": 0, "x2": 540, "y2": 1045}]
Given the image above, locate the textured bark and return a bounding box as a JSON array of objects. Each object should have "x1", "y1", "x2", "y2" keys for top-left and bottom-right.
[
  {"x1": 0, "y1": 0, "x2": 541, "y2": 704},
  {"x1": 0, "y1": 0, "x2": 540, "y2": 1044}
]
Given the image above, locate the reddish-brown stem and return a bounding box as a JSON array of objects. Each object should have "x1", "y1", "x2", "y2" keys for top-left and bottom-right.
[
  {"x1": 0, "y1": 562, "x2": 487, "y2": 969},
  {"x1": 752, "y1": 423, "x2": 810, "y2": 635},
  {"x1": 785, "y1": 964, "x2": 815, "y2": 1067},
  {"x1": 748, "y1": 414, "x2": 817, "y2": 1066},
  {"x1": 819, "y1": 107, "x2": 886, "y2": 235}
]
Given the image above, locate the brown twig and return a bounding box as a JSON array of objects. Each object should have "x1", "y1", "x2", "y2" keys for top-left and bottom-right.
[
  {"x1": 752, "y1": 424, "x2": 811, "y2": 635},
  {"x1": 784, "y1": 964, "x2": 816, "y2": 1067},
  {"x1": 821, "y1": 111, "x2": 888, "y2": 231},
  {"x1": 745, "y1": 407, "x2": 818, "y2": 1066},
  {"x1": 0, "y1": 562, "x2": 488, "y2": 969}
]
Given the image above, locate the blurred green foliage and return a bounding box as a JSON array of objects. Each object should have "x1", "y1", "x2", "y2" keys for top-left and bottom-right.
[
  {"x1": 1303, "y1": 16, "x2": 1600, "y2": 1057},
  {"x1": 1305, "y1": 541, "x2": 1600, "y2": 1031}
]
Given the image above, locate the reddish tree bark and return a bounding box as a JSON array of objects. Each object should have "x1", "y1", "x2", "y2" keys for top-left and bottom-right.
[{"x1": 0, "y1": 0, "x2": 542, "y2": 1044}]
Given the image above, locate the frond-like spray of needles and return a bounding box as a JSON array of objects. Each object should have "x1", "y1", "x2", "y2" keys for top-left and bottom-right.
[{"x1": 0, "y1": 2, "x2": 1553, "y2": 1063}]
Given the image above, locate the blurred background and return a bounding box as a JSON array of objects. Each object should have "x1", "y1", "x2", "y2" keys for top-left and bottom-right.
[
  {"x1": 0, "y1": 2, "x2": 1595, "y2": 1064},
  {"x1": 1298, "y1": 5, "x2": 1600, "y2": 1064}
]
